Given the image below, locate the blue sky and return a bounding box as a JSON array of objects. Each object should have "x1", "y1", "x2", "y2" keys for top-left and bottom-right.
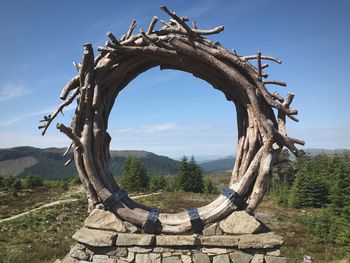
[{"x1": 0, "y1": 0, "x2": 349, "y2": 160}]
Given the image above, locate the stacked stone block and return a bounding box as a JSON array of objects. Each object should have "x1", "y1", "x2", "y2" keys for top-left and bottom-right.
[{"x1": 55, "y1": 209, "x2": 287, "y2": 263}]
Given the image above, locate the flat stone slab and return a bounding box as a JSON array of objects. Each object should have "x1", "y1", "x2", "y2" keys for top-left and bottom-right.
[
  {"x1": 213, "y1": 254, "x2": 230, "y2": 263},
  {"x1": 202, "y1": 247, "x2": 227, "y2": 255},
  {"x1": 61, "y1": 255, "x2": 79, "y2": 263},
  {"x1": 162, "y1": 256, "x2": 182, "y2": 263},
  {"x1": 181, "y1": 255, "x2": 191, "y2": 263},
  {"x1": 135, "y1": 253, "x2": 161, "y2": 263},
  {"x1": 238, "y1": 232, "x2": 284, "y2": 249},
  {"x1": 203, "y1": 223, "x2": 222, "y2": 236},
  {"x1": 219, "y1": 211, "x2": 262, "y2": 234},
  {"x1": 116, "y1": 233, "x2": 155, "y2": 246},
  {"x1": 72, "y1": 227, "x2": 117, "y2": 247},
  {"x1": 266, "y1": 249, "x2": 281, "y2": 256},
  {"x1": 229, "y1": 251, "x2": 253, "y2": 263},
  {"x1": 92, "y1": 254, "x2": 116, "y2": 263},
  {"x1": 69, "y1": 244, "x2": 89, "y2": 260},
  {"x1": 127, "y1": 246, "x2": 153, "y2": 253},
  {"x1": 156, "y1": 235, "x2": 199, "y2": 246},
  {"x1": 251, "y1": 254, "x2": 264, "y2": 263},
  {"x1": 124, "y1": 221, "x2": 139, "y2": 233},
  {"x1": 201, "y1": 235, "x2": 239, "y2": 247},
  {"x1": 264, "y1": 256, "x2": 288, "y2": 263},
  {"x1": 192, "y1": 252, "x2": 210, "y2": 263},
  {"x1": 84, "y1": 209, "x2": 127, "y2": 233},
  {"x1": 119, "y1": 252, "x2": 135, "y2": 262}
]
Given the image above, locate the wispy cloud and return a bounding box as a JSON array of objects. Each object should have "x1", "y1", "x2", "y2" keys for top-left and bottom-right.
[
  {"x1": 142, "y1": 123, "x2": 183, "y2": 133},
  {"x1": 114, "y1": 122, "x2": 187, "y2": 134},
  {"x1": 112, "y1": 122, "x2": 228, "y2": 135},
  {"x1": 109, "y1": 122, "x2": 236, "y2": 158},
  {"x1": 0, "y1": 84, "x2": 29, "y2": 102},
  {"x1": 290, "y1": 126, "x2": 350, "y2": 149},
  {"x1": 0, "y1": 104, "x2": 75, "y2": 126}
]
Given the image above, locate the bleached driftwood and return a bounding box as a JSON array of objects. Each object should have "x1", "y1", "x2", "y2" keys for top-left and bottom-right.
[{"x1": 40, "y1": 6, "x2": 304, "y2": 234}]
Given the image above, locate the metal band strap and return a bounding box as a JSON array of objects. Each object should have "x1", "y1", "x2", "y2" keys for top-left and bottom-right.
[
  {"x1": 103, "y1": 188, "x2": 128, "y2": 209},
  {"x1": 143, "y1": 208, "x2": 161, "y2": 234},
  {"x1": 147, "y1": 208, "x2": 160, "y2": 224},
  {"x1": 221, "y1": 187, "x2": 245, "y2": 209},
  {"x1": 187, "y1": 207, "x2": 204, "y2": 234},
  {"x1": 112, "y1": 188, "x2": 128, "y2": 203}
]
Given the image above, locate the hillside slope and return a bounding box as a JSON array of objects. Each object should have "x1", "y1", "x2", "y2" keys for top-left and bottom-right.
[
  {"x1": 199, "y1": 157, "x2": 235, "y2": 173},
  {"x1": 0, "y1": 147, "x2": 179, "y2": 179}
]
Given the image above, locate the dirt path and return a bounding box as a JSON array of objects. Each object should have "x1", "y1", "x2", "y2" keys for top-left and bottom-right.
[
  {"x1": 131, "y1": 192, "x2": 160, "y2": 200},
  {"x1": 0, "y1": 192, "x2": 160, "y2": 223},
  {"x1": 0, "y1": 198, "x2": 79, "y2": 223}
]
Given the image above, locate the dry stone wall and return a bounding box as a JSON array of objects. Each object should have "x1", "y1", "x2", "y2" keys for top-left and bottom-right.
[{"x1": 55, "y1": 209, "x2": 288, "y2": 263}]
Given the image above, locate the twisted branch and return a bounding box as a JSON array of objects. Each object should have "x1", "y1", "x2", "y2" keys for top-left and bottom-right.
[{"x1": 40, "y1": 5, "x2": 304, "y2": 234}]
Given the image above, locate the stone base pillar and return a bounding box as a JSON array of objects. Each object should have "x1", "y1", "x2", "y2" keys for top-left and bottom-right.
[{"x1": 55, "y1": 209, "x2": 287, "y2": 263}]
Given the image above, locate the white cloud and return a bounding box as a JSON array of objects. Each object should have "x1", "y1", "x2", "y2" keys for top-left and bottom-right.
[
  {"x1": 0, "y1": 84, "x2": 29, "y2": 102},
  {"x1": 0, "y1": 104, "x2": 76, "y2": 126},
  {"x1": 114, "y1": 122, "x2": 184, "y2": 134},
  {"x1": 142, "y1": 122, "x2": 185, "y2": 133},
  {"x1": 290, "y1": 126, "x2": 350, "y2": 149},
  {"x1": 109, "y1": 122, "x2": 236, "y2": 158},
  {"x1": 112, "y1": 122, "x2": 232, "y2": 135}
]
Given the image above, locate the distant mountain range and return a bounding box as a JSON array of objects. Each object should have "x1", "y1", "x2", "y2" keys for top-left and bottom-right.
[
  {"x1": 302, "y1": 148, "x2": 350, "y2": 156},
  {"x1": 198, "y1": 157, "x2": 235, "y2": 173},
  {"x1": 0, "y1": 147, "x2": 179, "y2": 179},
  {"x1": 0, "y1": 147, "x2": 348, "y2": 179}
]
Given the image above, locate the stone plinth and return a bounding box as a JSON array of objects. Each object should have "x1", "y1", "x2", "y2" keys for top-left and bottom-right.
[{"x1": 55, "y1": 209, "x2": 287, "y2": 263}]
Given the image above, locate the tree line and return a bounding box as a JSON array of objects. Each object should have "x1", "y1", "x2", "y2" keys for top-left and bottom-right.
[
  {"x1": 271, "y1": 150, "x2": 350, "y2": 253},
  {"x1": 0, "y1": 172, "x2": 81, "y2": 196},
  {"x1": 119, "y1": 155, "x2": 217, "y2": 194}
]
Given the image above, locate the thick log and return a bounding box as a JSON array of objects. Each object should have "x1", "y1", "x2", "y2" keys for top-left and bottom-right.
[{"x1": 40, "y1": 5, "x2": 303, "y2": 234}]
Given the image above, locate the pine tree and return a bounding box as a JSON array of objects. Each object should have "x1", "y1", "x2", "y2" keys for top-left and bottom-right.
[
  {"x1": 149, "y1": 175, "x2": 167, "y2": 192},
  {"x1": 175, "y1": 156, "x2": 204, "y2": 193},
  {"x1": 22, "y1": 172, "x2": 43, "y2": 189},
  {"x1": 329, "y1": 156, "x2": 350, "y2": 219},
  {"x1": 203, "y1": 177, "x2": 217, "y2": 194},
  {"x1": 289, "y1": 161, "x2": 329, "y2": 208},
  {"x1": 270, "y1": 149, "x2": 294, "y2": 191},
  {"x1": 120, "y1": 156, "x2": 149, "y2": 192}
]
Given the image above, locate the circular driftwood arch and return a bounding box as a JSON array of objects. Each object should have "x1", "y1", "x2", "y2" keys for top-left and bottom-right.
[{"x1": 40, "y1": 6, "x2": 304, "y2": 234}]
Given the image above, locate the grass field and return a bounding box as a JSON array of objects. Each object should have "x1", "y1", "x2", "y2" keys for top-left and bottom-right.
[
  {"x1": 0, "y1": 176, "x2": 348, "y2": 263},
  {"x1": 0, "y1": 187, "x2": 65, "y2": 219},
  {"x1": 0, "y1": 192, "x2": 87, "y2": 263}
]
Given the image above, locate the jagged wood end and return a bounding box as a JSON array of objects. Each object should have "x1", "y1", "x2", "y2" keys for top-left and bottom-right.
[{"x1": 39, "y1": 5, "x2": 304, "y2": 233}]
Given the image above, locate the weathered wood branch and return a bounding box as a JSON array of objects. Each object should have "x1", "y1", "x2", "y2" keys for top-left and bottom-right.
[
  {"x1": 39, "y1": 88, "x2": 79, "y2": 135},
  {"x1": 64, "y1": 157, "x2": 74, "y2": 166},
  {"x1": 147, "y1": 16, "x2": 158, "y2": 34},
  {"x1": 263, "y1": 80, "x2": 287, "y2": 87},
  {"x1": 56, "y1": 123, "x2": 82, "y2": 147},
  {"x1": 60, "y1": 75, "x2": 79, "y2": 100},
  {"x1": 73, "y1": 62, "x2": 80, "y2": 72},
  {"x1": 192, "y1": 25, "x2": 224, "y2": 35},
  {"x1": 106, "y1": 31, "x2": 120, "y2": 46},
  {"x1": 63, "y1": 142, "x2": 73, "y2": 156},
  {"x1": 241, "y1": 55, "x2": 282, "y2": 64},
  {"x1": 40, "y1": 5, "x2": 304, "y2": 234},
  {"x1": 160, "y1": 6, "x2": 194, "y2": 36},
  {"x1": 126, "y1": 19, "x2": 136, "y2": 39},
  {"x1": 271, "y1": 91, "x2": 284, "y2": 102}
]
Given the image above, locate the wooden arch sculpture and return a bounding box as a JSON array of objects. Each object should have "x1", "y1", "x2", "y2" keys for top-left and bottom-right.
[{"x1": 39, "y1": 6, "x2": 304, "y2": 234}]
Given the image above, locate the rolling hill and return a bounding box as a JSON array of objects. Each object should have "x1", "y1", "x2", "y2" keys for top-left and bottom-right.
[
  {"x1": 199, "y1": 156, "x2": 235, "y2": 173},
  {"x1": 0, "y1": 147, "x2": 180, "y2": 179},
  {"x1": 2, "y1": 147, "x2": 347, "y2": 180}
]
